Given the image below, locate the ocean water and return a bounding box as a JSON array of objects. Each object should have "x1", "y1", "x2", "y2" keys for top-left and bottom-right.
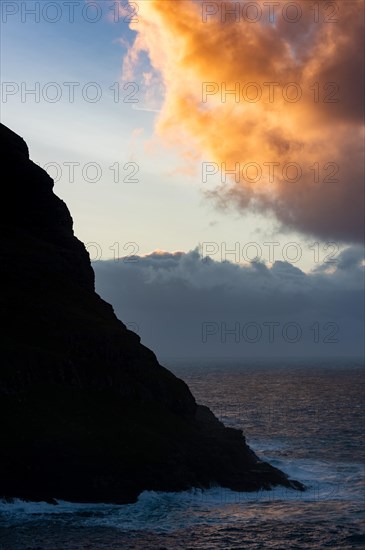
[{"x1": 1, "y1": 358, "x2": 364, "y2": 549}]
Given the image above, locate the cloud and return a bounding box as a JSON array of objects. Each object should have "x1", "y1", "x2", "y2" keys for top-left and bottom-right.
[
  {"x1": 93, "y1": 246, "x2": 364, "y2": 360},
  {"x1": 122, "y1": 0, "x2": 364, "y2": 243}
]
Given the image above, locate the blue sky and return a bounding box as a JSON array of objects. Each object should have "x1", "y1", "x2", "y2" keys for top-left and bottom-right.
[
  {"x1": 1, "y1": 0, "x2": 349, "y2": 271},
  {"x1": 1, "y1": 1, "x2": 363, "y2": 359}
]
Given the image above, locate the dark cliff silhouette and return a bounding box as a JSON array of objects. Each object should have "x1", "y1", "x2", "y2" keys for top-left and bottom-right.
[{"x1": 0, "y1": 123, "x2": 303, "y2": 503}]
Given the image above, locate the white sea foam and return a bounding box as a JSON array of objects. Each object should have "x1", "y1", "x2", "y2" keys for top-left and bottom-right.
[{"x1": 0, "y1": 362, "x2": 363, "y2": 545}]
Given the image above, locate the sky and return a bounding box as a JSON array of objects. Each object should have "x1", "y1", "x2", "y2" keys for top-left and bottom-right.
[{"x1": 1, "y1": 0, "x2": 364, "y2": 360}]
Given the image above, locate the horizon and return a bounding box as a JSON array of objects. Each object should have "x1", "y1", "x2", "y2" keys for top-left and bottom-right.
[
  {"x1": 1, "y1": 0, "x2": 364, "y2": 361},
  {"x1": 1, "y1": 2, "x2": 365, "y2": 546}
]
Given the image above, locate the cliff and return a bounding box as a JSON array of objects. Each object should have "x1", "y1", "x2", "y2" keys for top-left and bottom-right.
[{"x1": 0, "y1": 123, "x2": 303, "y2": 503}]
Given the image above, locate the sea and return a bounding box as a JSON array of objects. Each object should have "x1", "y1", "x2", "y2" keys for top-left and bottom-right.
[{"x1": 1, "y1": 358, "x2": 364, "y2": 549}]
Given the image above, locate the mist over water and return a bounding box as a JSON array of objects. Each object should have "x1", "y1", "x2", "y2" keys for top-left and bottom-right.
[{"x1": 1, "y1": 358, "x2": 364, "y2": 549}]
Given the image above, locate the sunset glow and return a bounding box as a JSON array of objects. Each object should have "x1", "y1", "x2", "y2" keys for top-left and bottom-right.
[{"x1": 124, "y1": 0, "x2": 364, "y2": 242}]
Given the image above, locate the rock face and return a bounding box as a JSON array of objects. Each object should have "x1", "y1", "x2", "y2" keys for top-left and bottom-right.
[{"x1": 0, "y1": 123, "x2": 303, "y2": 503}]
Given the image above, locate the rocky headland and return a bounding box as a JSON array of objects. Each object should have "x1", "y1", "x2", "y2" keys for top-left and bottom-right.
[{"x1": 0, "y1": 123, "x2": 304, "y2": 503}]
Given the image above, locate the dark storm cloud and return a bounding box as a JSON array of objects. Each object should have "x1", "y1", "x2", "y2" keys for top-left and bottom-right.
[{"x1": 93, "y1": 246, "x2": 364, "y2": 360}]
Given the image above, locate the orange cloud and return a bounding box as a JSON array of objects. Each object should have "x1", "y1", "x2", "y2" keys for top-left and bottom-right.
[{"x1": 123, "y1": 0, "x2": 364, "y2": 242}]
